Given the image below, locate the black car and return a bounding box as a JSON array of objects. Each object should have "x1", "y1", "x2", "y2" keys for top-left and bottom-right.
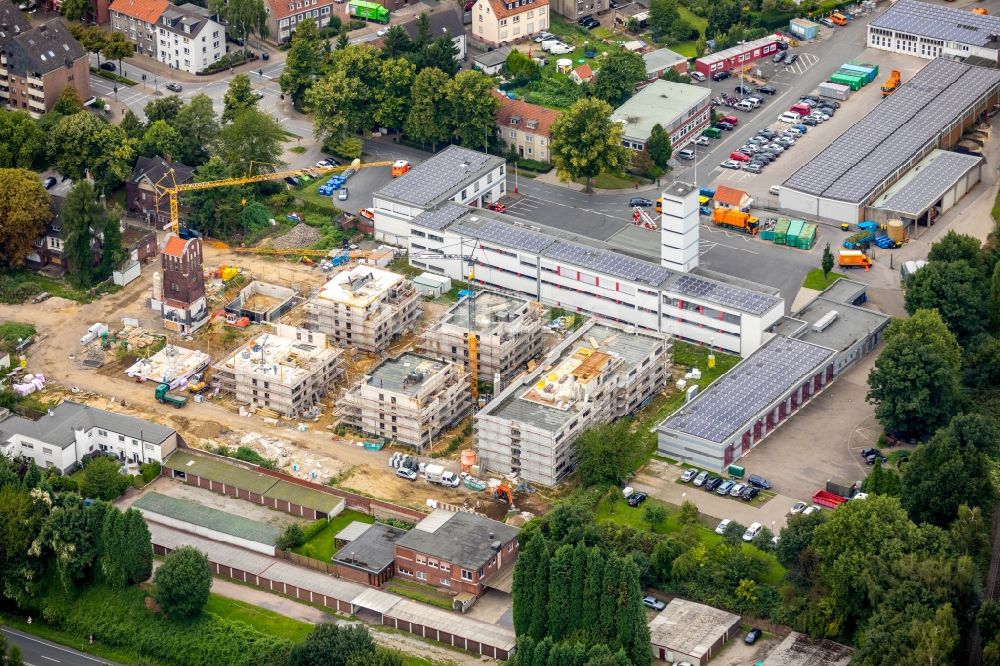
[
  {"x1": 713, "y1": 121, "x2": 734, "y2": 131},
  {"x1": 43, "y1": 176, "x2": 57, "y2": 189},
  {"x1": 629, "y1": 197, "x2": 653, "y2": 208},
  {"x1": 704, "y1": 476, "x2": 723, "y2": 492},
  {"x1": 748, "y1": 474, "x2": 771, "y2": 490},
  {"x1": 822, "y1": 99, "x2": 841, "y2": 109},
  {"x1": 577, "y1": 14, "x2": 593, "y2": 24},
  {"x1": 801, "y1": 117, "x2": 819, "y2": 126},
  {"x1": 745, "y1": 628, "x2": 763, "y2": 645},
  {"x1": 284, "y1": 176, "x2": 300, "y2": 186},
  {"x1": 165, "y1": 82, "x2": 182, "y2": 92},
  {"x1": 99, "y1": 62, "x2": 116, "y2": 71},
  {"x1": 758, "y1": 128, "x2": 776, "y2": 138},
  {"x1": 627, "y1": 492, "x2": 647, "y2": 507},
  {"x1": 734, "y1": 84, "x2": 753, "y2": 95},
  {"x1": 711, "y1": 70, "x2": 731, "y2": 81},
  {"x1": 757, "y1": 84, "x2": 777, "y2": 95},
  {"x1": 741, "y1": 487, "x2": 760, "y2": 501},
  {"x1": 784, "y1": 52, "x2": 799, "y2": 65},
  {"x1": 584, "y1": 18, "x2": 599, "y2": 28},
  {"x1": 775, "y1": 41, "x2": 789, "y2": 50},
  {"x1": 818, "y1": 106, "x2": 836, "y2": 116}
]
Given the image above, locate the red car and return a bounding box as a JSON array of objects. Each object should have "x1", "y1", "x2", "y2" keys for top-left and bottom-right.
[{"x1": 729, "y1": 151, "x2": 751, "y2": 162}]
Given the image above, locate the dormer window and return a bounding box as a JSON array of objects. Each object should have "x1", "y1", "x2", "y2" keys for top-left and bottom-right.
[{"x1": 510, "y1": 116, "x2": 520, "y2": 125}]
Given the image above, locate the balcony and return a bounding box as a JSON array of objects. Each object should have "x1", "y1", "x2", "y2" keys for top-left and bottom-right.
[
  {"x1": 28, "y1": 97, "x2": 45, "y2": 112},
  {"x1": 27, "y1": 86, "x2": 44, "y2": 100}
]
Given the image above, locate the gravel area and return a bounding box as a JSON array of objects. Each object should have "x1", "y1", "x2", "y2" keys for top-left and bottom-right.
[{"x1": 271, "y1": 223, "x2": 322, "y2": 249}]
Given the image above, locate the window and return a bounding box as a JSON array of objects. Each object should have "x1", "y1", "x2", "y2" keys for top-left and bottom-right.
[
  {"x1": 98, "y1": 429, "x2": 107, "y2": 436},
  {"x1": 441, "y1": 578, "x2": 451, "y2": 586},
  {"x1": 42, "y1": 447, "x2": 52, "y2": 455},
  {"x1": 119, "y1": 435, "x2": 125, "y2": 442},
  {"x1": 428, "y1": 559, "x2": 438, "y2": 568},
  {"x1": 415, "y1": 555, "x2": 426, "y2": 565},
  {"x1": 416, "y1": 571, "x2": 427, "y2": 581},
  {"x1": 510, "y1": 130, "x2": 517, "y2": 138},
  {"x1": 440, "y1": 562, "x2": 450, "y2": 572},
  {"x1": 461, "y1": 569, "x2": 473, "y2": 581},
  {"x1": 397, "y1": 565, "x2": 412, "y2": 576}
]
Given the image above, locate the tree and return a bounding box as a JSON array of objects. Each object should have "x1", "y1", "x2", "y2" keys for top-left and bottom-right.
[
  {"x1": 61, "y1": 0, "x2": 90, "y2": 21},
  {"x1": 643, "y1": 503, "x2": 666, "y2": 530},
  {"x1": 280, "y1": 18, "x2": 323, "y2": 107},
  {"x1": 215, "y1": 109, "x2": 286, "y2": 173},
  {"x1": 928, "y1": 230, "x2": 981, "y2": 265},
  {"x1": 420, "y1": 36, "x2": 460, "y2": 76},
  {"x1": 289, "y1": 623, "x2": 377, "y2": 666},
  {"x1": 414, "y1": 12, "x2": 432, "y2": 49},
  {"x1": 81, "y1": 454, "x2": 124, "y2": 500},
  {"x1": 223, "y1": 74, "x2": 259, "y2": 123},
  {"x1": 505, "y1": 49, "x2": 541, "y2": 82},
  {"x1": 306, "y1": 69, "x2": 366, "y2": 149},
  {"x1": 139, "y1": 119, "x2": 183, "y2": 159},
  {"x1": 821, "y1": 242, "x2": 834, "y2": 279},
  {"x1": 550, "y1": 98, "x2": 629, "y2": 194},
  {"x1": 209, "y1": 0, "x2": 268, "y2": 56},
  {"x1": 591, "y1": 50, "x2": 645, "y2": 106},
  {"x1": 99, "y1": 217, "x2": 127, "y2": 278},
  {"x1": 910, "y1": 603, "x2": 959, "y2": 666},
  {"x1": 7, "y1": 644, "x2": 23, "y2": 666},
  {"x1": 374, "y1": 58, "x2": 415, "y2": 132},
  {"x1": 404, "y1": 67, "x2": 452, "y2": 149},
  {"x1": 381, "y1": 25, "x2": 413, "y2": 58},
  {"x1": 950, "y1": 504, "x2": 989, "y2": 560},
  {"x1": 904, "y1": 259, "x2": 987, "y2": 344},
  {"x1": 78, "y1": 26, "x2": 109, "y2": 69},
  {"x1": 447, "y1": 70, "x2": 499, "y2": 150},
  {"x1": 990, "y1": 261, "x2": 1000, "y2": 334},
  {"x1": 49, "y1": 114, "x2": 135, "y2": 192},
  {"x1": 547, "y1": 544, "x2": 574, "y2": 641},
  {"x1": 512, "y1": 533, "x2": 549, "y2": 639},
  {"x1": 646, "y1": 123, "x2": 671, "y2": 169},
  {"x1": 276, "y1": 523, "x2": 306, "y2": 550},
  {"x1": 62, "y1": 181, "x2": 111, "y2": 287},
  {"x1": 118, "y1": 507, "x2": 153, "y2": 584},
  {"x1": 34, "y1": 494, "x2": 96, "y2": 593},
  {"x1": 119, "y1": 109, "x2": 145, "y2": 140},
  {"x1": 0, "y1": 110, "x2": 46, "y2": 169},
  {"x1": 0, "y1": 483, "x2": 50, "y2": 604},
  {"x1": 866, "y1": 309, "x2": 962, "y2": 435},
  {"x1": 575, "y1": 420, "x2": 640, "y2": 487},
  {"x1": 860, "y1": 459, "x2": 901, "y2": 496},
  {"x1": 648, "y1": 0, "x2": 679, "y2": 39},
  {"x1": 0, "y1": 168, "x2": 51, "y2": 267},
  {"x1": 52, "y1": 86, "x2": 84, "y2": 116},
  {"x1": 336, "y1": 27, "x2": 349, "y2": 50},
  {"x1": 678, "y1": 499, "x2": 700, "y2": 526},
  {"x1": 174, "y1": 94, "x2": 219, "y2": 166},
  {"x1": 153, "y1": 546, "x2": 212, "y2": 619},
  {"x1": 144, "y1": 96, "x2": 185, "y2": 125},
  {"x1": 101, "y1": 32, "x2": 133, "y2": 76},
  {"x1": 99, "y1": 508, "x2": 127, "y2": 587},
  {"x1": 184, "y1": 158, "x2": 246, "y2": 238}
]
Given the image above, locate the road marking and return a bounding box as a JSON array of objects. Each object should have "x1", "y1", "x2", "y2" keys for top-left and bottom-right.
[
  {"x1": 1, "y1": 629, "x2": 105, "y2": 664},
  {"x1": 41, "y1": 656, "x2": 60, "y2": 662}
]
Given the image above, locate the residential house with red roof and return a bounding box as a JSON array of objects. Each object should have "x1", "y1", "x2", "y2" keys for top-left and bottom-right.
[
  {"x1": 265, "y1": 0, "x2": 337, "y2": 44},
  {"x1": 110, "y1": 0, "x2": 169, "y2": 57},
  {"x1": 472, "y1": 0, "x2": 548, "y2": 47},
  {"x1": 712, "y1": 185, "x2": 752, "y2": 211},
  {"x1": 570, "y1": 63, "x2": 593, "y2": 84},
  {"x1": 494, "y1": 94, "x2": 559, "y2": 162}
]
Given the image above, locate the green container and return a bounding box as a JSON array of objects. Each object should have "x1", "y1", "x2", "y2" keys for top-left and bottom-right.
[
  {"x1": 727, "y1": 464, "x2": 745, "y2": 479},
  {"x1": 831, "y1": 72, "x2": 864, "y2": 90},
  {"x1": 849, "y1": 60, "x2": 879, "y2": 77},
  {"x1": 760, "y1": 230, "x2": 775, "y2": 241},
  {"x1": 786, "y1": 219, "x2": 804, "y2": 246},
  {"x1": 799, "y1": 223, "x2": 817, "y2": 250},
  {"x1": 774, "y1": 218, "x2": 790, "y2": 245}
]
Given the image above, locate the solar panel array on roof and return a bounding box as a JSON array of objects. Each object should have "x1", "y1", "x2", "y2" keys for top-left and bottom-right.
[
  {"x1": 545, "y1": 240, "x2": 671, "y2": 286},
  {"x1": 871, "y1": 0, "x2": 1000, "y2": 47},
  {"x1": 783, "y1": 59, "x2": 1000, "y2": 203},
  {"x1": 375, "y1": 146, "x2": 504, "y2": 207},
  {"x1": 452, "y1": 217, "x2": 555, "y2": 254},
  {"x1": 670, "y1": 274, "x2": 780, "y2": 316},
  {"x1": 660, "y1": 337, "x2": 834, "y2": 444},
  {"x1": 876, "y1": 151, "x2": 983, "y2": 216},
  {"x1": 410, "y1": 204, "x2": 469, "y2": 231}
]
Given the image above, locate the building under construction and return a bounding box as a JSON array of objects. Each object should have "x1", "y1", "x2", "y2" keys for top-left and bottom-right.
[
  {"x1": 474, "y1": 321, "x2": 672, "y2": 487},
  {"x1": 340, "y1": 352, "x2": 470, "y2": 451},
  {"x1": 303, "y1": 266, "x2": 421, "y2": 353},
  {"x1": 418, "y1": 291, "x2": 545, "y2": 390},
  {"x1": 212, "y1": 323, "x2": 344, "y2": 418}
]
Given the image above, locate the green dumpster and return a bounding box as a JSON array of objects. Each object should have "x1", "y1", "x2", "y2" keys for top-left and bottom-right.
[
  {"x1": 728, "y1": 464, "x2": 745, "y2": 478},
  {"x1": 774, "y1": 218, "x2": 790, "y2": 245}
]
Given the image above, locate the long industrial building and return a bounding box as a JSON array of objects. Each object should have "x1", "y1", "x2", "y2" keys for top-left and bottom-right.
[
  {"x1": 475, "y1": 321, "x2": 671, "y2": 486},
  {"x1": 340, "y1": 353, "x2": 471, "y2": 451},
  {"x1": 212, "y1": 324, "x2": 343, "y2": 418},
  {"x1": 418, "y1": 291, "x2": 545, "y2": 389},
  {"x1": 303, "y1": 265, "x2": 421, "y2": 353},
  {"x1": 868, "y1": 0, "x2": 1000, "y2": 63},
  {"x1": 404, "y1": 201, "x2": 783, "y2": 357},
  {"x1": 779, "y1": 58, "x2": 1000, "y2": 224}
]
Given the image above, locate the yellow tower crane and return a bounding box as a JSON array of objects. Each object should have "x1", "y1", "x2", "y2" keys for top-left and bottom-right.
[
  {"x1": 152, "y1": 160, "x2": 394, "y2": 236},
  {"x1": 466, "y1": 264, "x2": 478, "y2": 406}
]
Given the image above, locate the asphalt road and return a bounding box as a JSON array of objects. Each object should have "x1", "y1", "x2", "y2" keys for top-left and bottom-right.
[{"x1": 1, "y1": 627, "x2": 117, "y2": 666}]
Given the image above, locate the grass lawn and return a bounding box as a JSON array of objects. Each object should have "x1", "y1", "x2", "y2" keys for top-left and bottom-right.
[
  {"x1": 292, "y1": 509, "x2": 375, "y2": 562},
  {"x1": 204, "y1": 595, "x2": 313, "y2": 642},
  {"x1": 388, "y1": 257, "x2": 423, "y2": 278},
  {"x1": 671, "y1": 41, "x2": 700, "y2": 58},
  {"x1": 678, "y1": 5, "x2": 707, "y2": 34},
  {"x1": 296, "y1": 178, "x2": 344, "y2": 215},
  {"x1": 290, "y1": 146, "x2": 307, "y2": 154},
  {"x1": 0, "y1": 321, "x2": 35, "y2": 352},
  {"x1": 0, "y1": 269, "x2": 112, "y2": 305},
  {"x1": 802, "y1": 268, "x2": 845, "y2": 291},
  {"x1": 384, "y1": 578, "x2": 455, "y2": 610},
  {"x1": 573, "y1": 172, "x2": 645, "y2": 189}
]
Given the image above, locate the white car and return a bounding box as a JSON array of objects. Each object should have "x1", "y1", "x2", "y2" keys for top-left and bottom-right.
[
  {"x1": 742, "y1": 522, "x2": 763, "y2": 542},
  {"x1": 720, "y1": 159, "x2": 742, "y2": 169},
  {"x1": 692, "y1": 136, "x2": 711, "y2": 146},
  {"x1": 790, "y1": 501, "x2": 807, "y2": 514},
  {"x1": 730, "y1": 482, "x2": 747, "y2": 497},
  {"x1": 376, "y1": 28, "x2": 389, "y2": 37},
  {"x1": 396, "y1": 467, "x2": 417, "y2": 481},
  {"x1": 769, "y1": 185, "x2": 781, "y2": 196},
  {"x1": 680, "y1": 468, "x2": 698, "y2": 482},
  {"x1": 534, "y1": 31, "x2": 555, "y2": 42},
  {"x1": 715, "y1": 519, "x2": 732, "y2": 535}
]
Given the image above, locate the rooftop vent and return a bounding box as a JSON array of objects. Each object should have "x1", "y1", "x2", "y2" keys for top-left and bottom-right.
[{"x1": 812, "y1": 309, "x2": 839, "y2": 333}]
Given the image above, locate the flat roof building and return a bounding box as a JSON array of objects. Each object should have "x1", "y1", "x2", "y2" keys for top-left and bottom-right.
[
  {"x1": 868, "y1": 0, "x2": 1000, "y2": 62},
  {"x1": 649, "y1": 599, "x2": 741, "y2": 665},
  {"x1": 303, "y1": 266, "x2": 421, "y2": 353},
  {"x1": 780, "y1": 58, "x2": 1000, "y2": 223},
  {"x1": 333, "y1": 523, "x2": 406, "y2": 588},
  {"x1": 611, "y1": 80, "x2": 711, "y2": 150},
  {"x1": 869, "y1": 149, "x2": 984, "y2": 227},
  {"x1": 764, "y1": 632, "x2": 853, "y2": 666},
  {"x1": 419, "y1": 291, "x2": 545, "y2": 389},
  {"x1": 372, "y1": 146, "x2": 507, "y2": 245},
  {"x1": 341, "y1": 353, "x2": 471, "y2": 451},
  {"x1": 642, "y1": 47, "x2": 687, "y2": 79},
  {"x1": 476, "y1": 321, "x2": 671, "y2": 486},
  {"x1": 212, "y1": 324, "x2": 344, "y2": 418},
  {"x1": 693, "y1": 35, "x2": 782, "y2": 76}
]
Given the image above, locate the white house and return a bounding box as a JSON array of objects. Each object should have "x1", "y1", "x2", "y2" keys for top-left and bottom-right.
[
  {"x1": 155, "y1": 3, "x2": 226, "y2": 74},
  {"x1": 0, "y1": 401, "x2": 179, "y2": 472}
]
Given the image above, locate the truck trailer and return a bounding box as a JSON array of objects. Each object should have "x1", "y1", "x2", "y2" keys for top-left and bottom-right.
[
  {"x1": 348, "y1": 0, "x2": 389, "y2": 23},
  {"x1": 155, "y1": 383, "x2": 188, "y2": 408}
]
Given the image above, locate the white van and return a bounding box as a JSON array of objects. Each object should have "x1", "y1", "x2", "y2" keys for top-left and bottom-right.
[
  {"x1": 778, "y1": 111, "x2": 801, "y2": 123},
  {"x1": 735, "y1": 100, "x2": 754, "y2": 112},
  {"x1": 742, "y1": 522, "x2": 763, "y2": 542}
]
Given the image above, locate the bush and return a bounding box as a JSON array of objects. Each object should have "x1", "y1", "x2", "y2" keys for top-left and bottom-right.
[
  {"x1": 276, "y1": 523, "x2": 306, "y2": 551},
  {"x1": 515, "y1": 158, "x2": 553, "y2": 173},
  {"x1": 47, "y1": 474, "x2": 80, "y2": 493},
  {"x1": 349, "y1": 19, "x2": 367, "y2": 30},
  {"x1": 229, "y1": 446, "x2": 276, "y2": 469},
  {"x1": 198, "y1": 51, "x2": 258, "y2": 75},
  {"x1": 139, "y1": 461, "x2": 161, "y2": 484},
  {"x1": 328, "y1": 136, "x2": 363, "y2": 160},
  {"x1": 154, "y1": 546, "x2": 213, "y2": 619},
  {"x1": 81, "y1": 455, "x2": 128, "y2": 501}
]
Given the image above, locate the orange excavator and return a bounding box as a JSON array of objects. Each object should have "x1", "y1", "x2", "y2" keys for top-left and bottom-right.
[{"x1": 493, "y1": 483, "x2": 514, "y2": 505}]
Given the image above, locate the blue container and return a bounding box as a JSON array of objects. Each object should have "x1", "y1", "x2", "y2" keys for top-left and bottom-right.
[{"x1": 840, "y1": 63, "x2": 875, "y2": 83}]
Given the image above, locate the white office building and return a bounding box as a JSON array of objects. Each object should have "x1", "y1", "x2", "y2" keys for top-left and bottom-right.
[
  {"x1": 868, "y1": 0, "x2": 1000, "y2": 62},
  {"x1": 155, "y1": 3, "x2": 226, "y2": 74}
]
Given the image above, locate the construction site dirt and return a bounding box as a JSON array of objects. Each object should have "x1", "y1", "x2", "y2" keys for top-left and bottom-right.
[{"x1": 1, "y1": 244, "x2": 550, "y2": 515}]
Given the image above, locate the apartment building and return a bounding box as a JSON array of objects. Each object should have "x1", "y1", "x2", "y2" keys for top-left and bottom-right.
[
  {"x1": 394, "y1": 509, "x2": 519, "y2": 597},
  {"x1": 303, "y1": 265, "x2": 421, "y2": 353},
  {"x1": 0, "y1": 401, "x2": 179, "y2": 472},
  {"x1": 212, "y1": 324, "x2": 344, "y2": 418},
  {"x1": 419, "y1": 291, "x2": 544, "y2": 389},
  {"x1": 548, "y1": 0, "x2": 604, "y2": 21},
  {"x1": 265, "y1": 0, "x2": 337, "y2": 44},
  {"x1": 472, "y1": 0, "x2": 549, "y2": 47},
  {"x1": 110, "y1": 0, "x2": 168, "y2": 57},
  {"x1": 475, "y1": 321, "x2": 671, "y2": 486},
  {"x1": 340, "y1": 353, "x2": 470, "y2": 451},
  {"x1": 494, "y1": 93, "x2": 559, "y2": 162},
  {"x1": 611, "y1": 80, "x2": 711, "y2": 151},
  {"x1": 155, "y1": 3, "x2": 225, "y2": 74},
  {"x1": 0, "y1": 19, "x2": 89, "y2": 117}
]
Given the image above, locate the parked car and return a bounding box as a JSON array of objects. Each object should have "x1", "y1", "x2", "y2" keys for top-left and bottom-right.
[
  {"x1": 713, "y1": 121, "x2": 734, "y2": 131},
  {"x1": 338, "y1": 188, "x2": 349, "y2": 201},
  {"x1": 730, "y1": 482, "x2": 747, "y2": 497},
  {"x1": 758, "y1": 128, "x2": 776, "y2": 138},
  {"x1": 742, "y1": 522, "x2": 763, "y2": 542},
  {"x1": 745, "y1": 628, "x2": 763, "y2": 645},
  {"x1": 711, "y1": 70, "x2": 731, "y2": 81},
  {"x1": 790, "y1": 124, "x2": 809, "y2": 134},
  {"x1": 534, "y1": 31, "x2": 555, "y2": 42},
  {"x1": 801, "y1": 117, "x2": 819, "y2": 126},
  {"x1": 629, "y1": 197, "x2": 653, "y2": 207},
  {"x1": 739, "y1": 144, "x2": 758, "y2": 154},
  {"x1": 769, "y1": 185, "x2": 781, "y2": 196},
  {"x1": 772, "y1": 52, "x2": 785, "y2": 63},
  {"x1": 729, "y1": 151, "x2": 751, "y2": 162},
  {"x1": 743, "y1": 163, "x2": 762, "y2": 174},
  {"x1": 627, "y1": 492, "x2": 648, "y2": 507},
  {"x1": 43, "y1": 176, "x2": 56, "y2": 189},
  {"x1": 396, "y1": 467, "x2": 417, "y2": 481},
  {"x1": 284, "y1": 176, "x2": 300, "y2": 186},
  {"x1": 693, "y1": 471, "x2": 709, "y2": 486},
  {"x1": 798, "y1": 96, "x2": 818, "y2": 106},
  {"x1": 643, "y1": 596, "x2": 666, "y2": 611},
  {"x1": 680, "y1": 468, "x2": 698, "y2": 482},
  {"x1": 716, "y1": 480, "x2": 735, "y2": 496},
  {"x1": 715, "y1": 519, "x2": 732, "y2": 535},
  {"x1": 735, "y1": 84, "x2": 753, "y2": 95},
  {"x1": 744, "y1": 96, "x2": 762, "y2": 108},
  {"x1": 99, "y1": 61, "x2": 116, "y2": 71},
  {"x1": 689, "y1": 71, "x2": 706, "y2": 82},
  {"x1": 766, "y1": 144, "x2": 785, "y2": 154},
  {"x1": 692, "y1": 136, "x2": 711, "y2": 146},
  {"x1": 583, "y1": 17, "x2": 600, "y2": 29},
  {"x1": 784, "y1": 52, "x2": 799, "y2": 65},
  {"x1": 720, "y1": 159, "x2": 742, "y2": 169},
  {"x1": 802, "y1": 505, "x2": 819, "y2": 515},
  {"x1": 748, "y1": 474, "x2": 771, "y2": 490},
  {"x1": 741, "y1": 487, "x2": 760, "y2": 501},
  {"x1": 735, "y1": 100, "x2": 754, "y2": 112},
  {"x1": 790, "y1": 501, "x2": 807, "y2": 514},
  {"x1": 821, "y1": 99, "x2": 841, "y2": 109},
  {"x1": 819, "y1": 16, "x2": 835, "y2": 27},
  {"x1": 705, "y1": 476, "x2": 723, "y2": 492},
  {"x1": 757, "y1": 84, "x2": 777, "y2": 95},
  {"x1": 677, "y1": 148, "x2": 696, "y2": 160}
]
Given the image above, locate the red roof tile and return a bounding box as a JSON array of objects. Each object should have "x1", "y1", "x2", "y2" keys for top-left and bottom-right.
[
  {"x1": 713, "y1": 185, "x2": 748, "y2": 207},
  {"x1": 494, "y1": 93, "x2": 560, "y2": 139},
  {"x1": 573, "y1": 64, "x2": 593, "y2": 79},
  {"x1": 109, "y1": 0, "x2": 168, "y2": 24},
  {"x1": 482, "y1": 0, "x2": 548, "y2": 20},
  {"x1": 265, "y1": 0, "x2": 337, "y2": 20},
  {"x1": 162, "y1": 236, "x2": 187, "y2": 257}
]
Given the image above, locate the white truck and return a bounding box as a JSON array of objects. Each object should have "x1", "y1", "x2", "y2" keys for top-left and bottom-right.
[
  {"x1": 423, "y1": 464, "x2": 460, "y2": 487},
  {"x1": 542, "y1": 40, "x2": 573, "y2": 55}
]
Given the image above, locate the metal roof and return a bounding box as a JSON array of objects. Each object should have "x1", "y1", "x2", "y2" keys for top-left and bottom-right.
[
  {"x1": 374, "y1": 146, "x2": 504, "y2": 208},
  {"x1": 410, "y1": 204, "x2": 470, "y2": 231},
  {"x1": 696, "y1": 34, "x2": 780, "y2": 65},
  {"x1": 668, "y1": 273, "x2": 780, "y2": 316},
  {"x1": 332, "y1": 523, "x2": 405, "y2": 573},
  {"x1": 545, "y1": 240, "x2": 672, "y2": 287},
  {"x1": 874, "y1": 149, "x2": 983, "y2": 216},
  {"x1": 452, "y1": 215, "x2": 555, "y2": 254},
  {"x1": 164, "y1": 450, "x2": 278, "y2": 494},
  {"x1": 870, "y1": 0, "x2": 1000, "y2": 47},
  {"x1": 783, "y1": 58, "x2": 1000, "y2": 204},
  {"x1": 134, "y1": 492, "x2": 281, "y2": 545},
  {"x1": 336, "y1": 520, "x2": 377, "y2": 543},
  {"x1": 658, "y1": 336, "x2": 835, "y2": 444}
]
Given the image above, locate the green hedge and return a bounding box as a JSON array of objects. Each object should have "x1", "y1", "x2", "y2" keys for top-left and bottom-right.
[
  {"x1": 90, "y1": 67, "x2": 138, "y2": 86},
  {"x1": 516, "y1": 159, "x2": 553, "y2": 173},
  {"x1": 199, "y1": 51, "x2": 258, "y2": 75},
  {"x1": 37, "y1": 585, "x2": 292, "y2": 666}
]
